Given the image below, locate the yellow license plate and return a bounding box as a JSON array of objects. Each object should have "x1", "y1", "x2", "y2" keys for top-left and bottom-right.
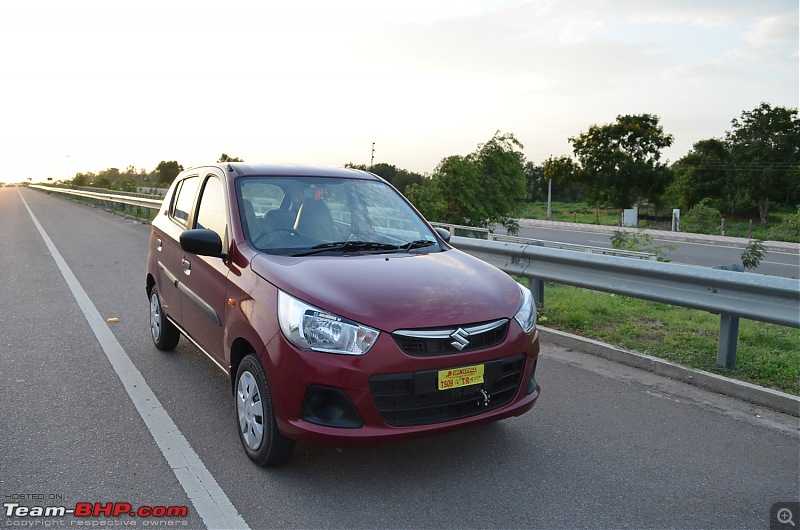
[{"x1": 438, "y1": 364, "x2": 484, "y2": 391}]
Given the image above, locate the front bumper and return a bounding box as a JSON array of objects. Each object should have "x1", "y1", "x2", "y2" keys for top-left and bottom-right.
[{"x1": 261, "y1": 325, "x2": 540, "y2": 448}]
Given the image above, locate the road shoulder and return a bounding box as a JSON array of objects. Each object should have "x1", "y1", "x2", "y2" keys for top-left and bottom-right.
[{"x1": 539, "y1": 327, "x2": 800, "y2": 429}]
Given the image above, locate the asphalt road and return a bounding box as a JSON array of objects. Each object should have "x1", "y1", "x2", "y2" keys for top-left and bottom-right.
[
  {"x1": 1, "y1": 187, "x2": 798, "y2": 530},
  {"x1": 506, "y1": 224, "x2": 800, "y2": 278}
]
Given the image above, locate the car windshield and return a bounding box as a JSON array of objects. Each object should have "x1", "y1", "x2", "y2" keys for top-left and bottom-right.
[{"x1": 237, "y1": 176, "x2": 442, "y2": 256}]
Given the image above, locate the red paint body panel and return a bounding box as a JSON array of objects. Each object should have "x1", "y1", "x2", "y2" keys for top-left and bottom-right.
[
  {"x1": 146, "y1": 163, "x2": 540, "y2": 455},
  {"x1": 250, "y1": 249, "x2": 522, "y2": 331}
]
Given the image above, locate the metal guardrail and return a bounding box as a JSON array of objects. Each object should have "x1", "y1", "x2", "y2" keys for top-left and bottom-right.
[
  {"x1": 30, "y1": 187, "x2": 798, "y2": 368},
  {"x1": 450, "y1": 236, "x2": 800, "y2": 368},
  {"x1": 431, "y1": 222, "x2": 657, "y2": 260},
  {"x1": 30, "y1": 185, "x2": 163, "y2": 211}
]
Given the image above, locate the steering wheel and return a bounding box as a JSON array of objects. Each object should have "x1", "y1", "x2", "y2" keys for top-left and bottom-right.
[{"x1": 253, "y1": 227, "x2": 301, "y2": 246}]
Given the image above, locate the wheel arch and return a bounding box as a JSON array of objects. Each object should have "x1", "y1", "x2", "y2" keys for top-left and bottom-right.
[
  {"x1": 146, "y1": 273, "x2": 156, "y2": 299},
  {"x1": 229, "y1": 337, "x2": 257, "y2": 393}
]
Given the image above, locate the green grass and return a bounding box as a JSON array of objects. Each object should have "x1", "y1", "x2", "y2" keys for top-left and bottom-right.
[
  {"x1": 515, "y1": 202, "x2": 622, "y2": 226},
  {"x1": 515, "y1": 201, "x2": 800, "y2": 242},
  {"x1": 534, "y1": 283, "x2": 800, "y2": 395}
]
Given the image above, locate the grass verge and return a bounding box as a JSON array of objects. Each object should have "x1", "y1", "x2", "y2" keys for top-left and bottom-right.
[
  {"x1": 534, "y1": 283, "x2": 800, "y2": 395},
  {"x1": 515, "y1": 202, "x2": 621, "y2": 225},
  {"x1": 515, "y1": 201, "x2": 799, "y2": 242}
]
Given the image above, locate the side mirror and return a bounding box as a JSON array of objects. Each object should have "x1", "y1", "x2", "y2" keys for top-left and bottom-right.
[
  {"x1": 180, "y1": 229, "x2": 226, "y2": 259},
  {"x1": 434, "y1": 227, "x2": 451, "y2": 243}
]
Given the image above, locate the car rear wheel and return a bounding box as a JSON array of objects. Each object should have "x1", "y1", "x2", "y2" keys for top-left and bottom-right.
[
  {"x1": 235, "y1": 354, "x2": 295, "y2": 466},
  {"x1": 149, "y1": 286, "x2": 180, "y2": 350}
]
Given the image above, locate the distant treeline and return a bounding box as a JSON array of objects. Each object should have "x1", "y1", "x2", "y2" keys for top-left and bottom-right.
[{"x1": 67, "y1": 103, "x2": 799, "y2": 231}]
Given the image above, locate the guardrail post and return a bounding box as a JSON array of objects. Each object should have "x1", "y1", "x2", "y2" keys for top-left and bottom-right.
[
  {"x1": 529, "y1": 277, "x2": 544, "y2": 308},
  {"x1": 712, "y1": 263, "x2": 744, "y2": 368},
  {"x1": 530, "y1": 241, "x2": 545, "y2": 307},
  {"x1": 717, "y1": 314, "x2": 740, "y2": 368}
]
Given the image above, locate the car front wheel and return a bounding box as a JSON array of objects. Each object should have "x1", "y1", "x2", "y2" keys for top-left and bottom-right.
[{"x1": 235, "y1": 354, "x2": 295, "y2": 466}]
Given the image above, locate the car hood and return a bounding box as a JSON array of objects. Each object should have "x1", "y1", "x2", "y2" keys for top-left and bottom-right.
[{"x1": 250, "y1": 249, "x2": 522, "y2": 331}]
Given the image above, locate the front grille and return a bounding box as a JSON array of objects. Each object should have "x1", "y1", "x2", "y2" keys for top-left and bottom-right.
[
  {"x1": 369, "y1": 354, "x2": 525, "y2": 427},
  {"x1": 392, "y1": 319, "x2": 508, "y2": 356}
]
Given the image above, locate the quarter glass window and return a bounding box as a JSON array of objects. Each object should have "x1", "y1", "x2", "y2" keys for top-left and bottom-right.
[{"x1": 171, "y1": 176, "x2": 200, "y2": 227}]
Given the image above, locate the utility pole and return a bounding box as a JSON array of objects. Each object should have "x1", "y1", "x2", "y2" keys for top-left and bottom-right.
[{"x1": 370, "y1": 142, "x2": 375, "y2": 170}]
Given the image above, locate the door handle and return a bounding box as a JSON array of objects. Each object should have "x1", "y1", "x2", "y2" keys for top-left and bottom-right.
[{"x1": 182, "y1": 258, "x2": 191, "y2": 275}]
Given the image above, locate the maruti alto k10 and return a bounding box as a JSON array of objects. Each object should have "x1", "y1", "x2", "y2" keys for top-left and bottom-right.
[{"x1": 146, "y1": 163, "x2": 540, "y2": 465}]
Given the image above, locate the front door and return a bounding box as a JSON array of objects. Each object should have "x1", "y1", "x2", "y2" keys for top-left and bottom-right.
[{"x1": 179, "y1": 172, "x2": 229, "y2": 366}]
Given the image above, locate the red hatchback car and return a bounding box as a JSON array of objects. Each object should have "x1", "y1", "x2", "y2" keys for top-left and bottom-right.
[{"x1": 146, "y1": 163, "x2": 540, "y2": 465}]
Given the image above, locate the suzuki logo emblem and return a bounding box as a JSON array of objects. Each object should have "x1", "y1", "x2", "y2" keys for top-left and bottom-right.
[{"x1": 449, "y1": 328, "x2": 470, "y2": 351}]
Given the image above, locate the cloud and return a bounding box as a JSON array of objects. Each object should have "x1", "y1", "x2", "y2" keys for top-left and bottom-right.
[{"x1": 0, "y1": 0, "x2": 796, "y2": 182}]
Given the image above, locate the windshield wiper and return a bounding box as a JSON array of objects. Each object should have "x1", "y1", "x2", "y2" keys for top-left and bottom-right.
[
  {"x1": 291, "y1": 241, "x2": 399, "y2": 257},
  {"x1": 397, "y1": 239, "x2": 436, "y2": 252},
  {"x1": 291, "y1": 239, "x2": 437, "y2": 257}
]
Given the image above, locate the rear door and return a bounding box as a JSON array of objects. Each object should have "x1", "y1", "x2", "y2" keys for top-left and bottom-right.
[{"x1": 151, "y1": 174, "x2": 201, "y2": 326}]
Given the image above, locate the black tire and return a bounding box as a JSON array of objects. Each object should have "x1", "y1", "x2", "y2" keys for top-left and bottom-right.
[
  {"x1": 149, "y1": 286, "x2": 180, "y2": 351},
  {"x1": 235, "y1": 354, "x2": 295, "y2": 466}
]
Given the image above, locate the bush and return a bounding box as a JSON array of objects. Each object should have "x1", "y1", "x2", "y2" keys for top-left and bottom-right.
[
  {"x1": 611, "y1": 229, "x2": 675, "y2": 261},
  {"x1": 682, "y1": 199, "x2": 721, "y2": 234},
  {"x1": 767, "y1": 206, "x2": 800, "y2": 243},
  {"x1": 741, "y1": 240, "x2": 766, "y2": 270}
]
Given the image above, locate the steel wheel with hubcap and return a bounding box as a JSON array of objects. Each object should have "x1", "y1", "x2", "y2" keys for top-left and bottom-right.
[
  {"x1": 235, "y1": 354, "x2": 295, "y2": 466},
  {"x1": 149, "y1": 286, "x2": 180, "y2": 350}
]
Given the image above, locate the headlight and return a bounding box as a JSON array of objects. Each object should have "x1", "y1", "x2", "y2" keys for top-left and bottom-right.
[
  {"x1": 278, "y1": 291, "x2": 379, "y2": 355},
  {"x1": 514, "y1": 284, "x2": 536, "y2": 334}
]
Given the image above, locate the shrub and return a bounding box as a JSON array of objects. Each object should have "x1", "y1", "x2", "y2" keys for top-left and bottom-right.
[
  {"x1": 767, "y1": 206, "x2": 800, "y2": 243},
  {"x1": 741, "y1": 239, "x2": 766, "y2": 270},
  {"x1": 611, "y1": 229, "x2": 675, "y2": 261},
  {"x1": 682, "y1": 199, "x2": 721, "y2": 234}
]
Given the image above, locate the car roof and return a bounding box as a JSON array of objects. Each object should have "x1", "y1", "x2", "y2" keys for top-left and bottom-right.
[{"x1": 187, "y1": 163, "x2": 381, "y2": 180}]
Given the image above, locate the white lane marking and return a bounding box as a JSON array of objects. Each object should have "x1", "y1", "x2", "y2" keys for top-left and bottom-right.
[
  {"x1": 762, "y1": 261, "x2": 800, "y2": 268},
  {"x1": 649, "y1": 238, "x2": 799, "y2": 257},
  {"x1": 523, "y1": 226, "x2": 798, "y2": 257},
  {"x1": 20, "y1": 191, "x2": 249, "y2": 530}
]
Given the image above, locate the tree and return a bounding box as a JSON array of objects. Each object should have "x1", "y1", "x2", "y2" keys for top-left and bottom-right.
[
  {"x1": 542, "y1": 155, "x2": 577, "y2": 185},
  {"x1": 725, "y1": 103, "x2": 800, "y2": 224},
  {"x1": 391, "y1": 171, "x2": 423, "y2": 196},
  {"x1": 405, "y1": 131, "x2": 527, "y2": 233},
  {"x1": 218, "y1": 153, "x2": 244, "y2": 163},
  {"x1": 367, "y1": 162, "x2": 397, "y2": 181},
  {"x1": 155, "y1": 161, "x2": 184, "y2": 186},
  {"x1": 71, "y1": 173, "x2": 90, "y2": 187},
  {"x1": 672, "y1": 138, "x2": 733, "y2": 211},
  {"x1": 412, "y1": 154, "x2": 485, "y2": 225},
  {"x1": 569, "y1": 114, "x2": 674, "y2": 209},
  {"x1": 523, "y1": 161, "x2": 545, "y2": 202},
  {"x1": 472, "y1": 132, "x2": 527, "y2": 230},
  {"x1": 344, "y1": 162, "x2": 425, "y2": 195}
]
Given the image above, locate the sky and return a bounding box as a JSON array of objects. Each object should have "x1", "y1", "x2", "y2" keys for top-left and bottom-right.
[{"x1": 0, "y1": 0, "x2": 797, "y2": 184}]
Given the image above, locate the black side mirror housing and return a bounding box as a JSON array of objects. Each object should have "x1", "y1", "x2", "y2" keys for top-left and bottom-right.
[
  {"x1": 434, "y1": 227, "x2": 451, "y2": 243},
  {"x1": 180, "y1": 229, "x2": 226, "y2": 259}
]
